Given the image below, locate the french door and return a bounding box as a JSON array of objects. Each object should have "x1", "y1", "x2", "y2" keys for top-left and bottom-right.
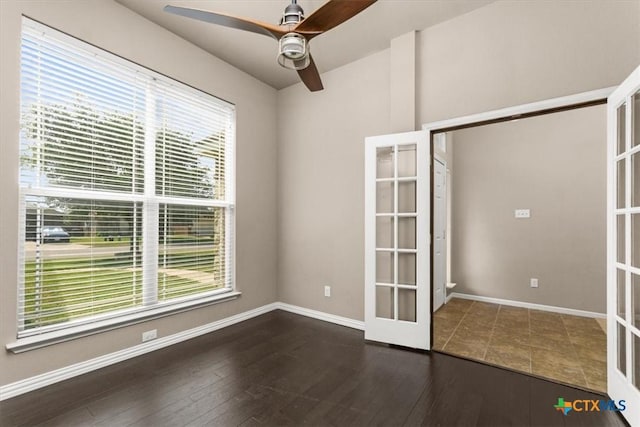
[
  {"x1": 364, "y1": 131, "x2": 430, "y2": 349},
  {"x1": 608, "y1": 64, "x2": 640, "y2": 426}
]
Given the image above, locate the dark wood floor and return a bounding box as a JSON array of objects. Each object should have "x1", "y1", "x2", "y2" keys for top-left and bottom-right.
[{"x1": 0, "y1": 310, "x2": 628, "y2": 426}]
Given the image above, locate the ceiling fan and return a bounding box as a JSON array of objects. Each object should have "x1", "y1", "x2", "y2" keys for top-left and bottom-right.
[{"x1": 164, "y1": 0, "x2": 377, "y2": 92}]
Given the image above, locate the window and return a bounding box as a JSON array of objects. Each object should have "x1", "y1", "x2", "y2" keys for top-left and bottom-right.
[{"x1": 17, "y1": 18, "x2": 235, "y2": 339}]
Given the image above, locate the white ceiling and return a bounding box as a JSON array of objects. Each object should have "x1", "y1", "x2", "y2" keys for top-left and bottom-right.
[{"x1": 115, "y1": 0, "x2": 493, "y2": 90}]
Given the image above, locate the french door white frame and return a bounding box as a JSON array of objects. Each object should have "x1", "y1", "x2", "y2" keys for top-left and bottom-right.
[
  {"x1": 365, "y1": 131, "x2": 430, "y2": 349},
  {"x1": 607, "y1": 65, "x2": 640, "y2": 426}
]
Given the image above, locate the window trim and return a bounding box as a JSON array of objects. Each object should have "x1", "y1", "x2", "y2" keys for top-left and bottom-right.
[
  {"x1": 13, "y1": 17, "x2": 237, "y2": 346},
  {"x1": 7, "y1": 291, "x2": 241, "y2": 353}
]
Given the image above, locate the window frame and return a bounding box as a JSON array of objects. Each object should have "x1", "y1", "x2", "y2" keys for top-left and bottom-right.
[{"x1": 9, "y1": 18, "x2": 238, "y2": 352}]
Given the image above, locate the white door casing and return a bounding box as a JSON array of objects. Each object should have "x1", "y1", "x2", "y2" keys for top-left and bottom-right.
[
  {"x1": 607, "y1": 64, "x2": 640, "y2": 427},
  {"x1": 364, "y1": 130, "x2": 430, "y2": 350},
  {"x1": 433, "y1": 158, "x2": 447, "y2": 311}
]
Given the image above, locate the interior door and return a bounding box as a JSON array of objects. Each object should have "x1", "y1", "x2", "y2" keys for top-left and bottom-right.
[
  {"x1": 364, "y1": 130, "x2": 430, "y2": 349},
  {"x1": 607, "y1": 64, "x2": 640, "y2": 426},
  {"x1": 433, "y1": 158, "x2": 447, "y2": 312}
]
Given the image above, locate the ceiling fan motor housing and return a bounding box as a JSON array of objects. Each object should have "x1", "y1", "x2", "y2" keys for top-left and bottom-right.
[
  {"x1": 277, "y1": 33, "x2": 310, "y2": 70},
  {"x1": 281, "y1": 1, "x2": 305, "y2": 25}
]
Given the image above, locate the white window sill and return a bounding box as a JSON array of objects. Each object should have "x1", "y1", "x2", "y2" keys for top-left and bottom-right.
[{"x1": 6, "y1": 291, "x2": 241, "y2": 354}]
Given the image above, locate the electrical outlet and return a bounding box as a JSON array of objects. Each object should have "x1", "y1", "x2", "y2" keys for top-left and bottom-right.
[
  {"x1": 142, "y1": 329, "x2": 157, "y2": 342},
  {"x1": 515, "y1": 209, "x2": 531, "y2": 219},
  {"x1": 324, "y1": 286, "x2": 331, "y2": 297},
  {"x1": 530, "y1": 278, "x2": 539, "y2": 288}
]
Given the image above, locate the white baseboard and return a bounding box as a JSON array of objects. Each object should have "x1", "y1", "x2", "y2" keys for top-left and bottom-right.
[
  {"x1": 275, "y1": 302, "x2": 365, "y2": 330},
  {"x1": 0, "y1": 301, "x2": 364, "y2": 401},
  {"x1": 0, "y1": 302, "x2": 279, "y2": 401},
  {"x1": 450, "y1": 292, "x2": 606, "y2": 319},
  {"x1": 0, "y1": 293, "x2": 605, "y2": 401}
]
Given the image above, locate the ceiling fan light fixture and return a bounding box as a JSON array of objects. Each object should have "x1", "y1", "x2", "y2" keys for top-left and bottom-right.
[{"x1": 277, "y1": 33, "x2": 310, "y2": 70}]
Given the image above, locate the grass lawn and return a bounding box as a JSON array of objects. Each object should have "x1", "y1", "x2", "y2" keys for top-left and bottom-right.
[
  {"x1": 69, "y1": 235, "x2": 213, "y2": 247},
  {"x1": 23, "y1": 248, "x2": 223, "y2": 329},
  {"x1": 70, "y1": 236, "x2": 131, "y2": 247}
]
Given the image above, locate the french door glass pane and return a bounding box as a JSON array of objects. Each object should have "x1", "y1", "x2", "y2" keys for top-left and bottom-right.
[
  {"x1": 376, "y1": 286, "x2": 394, "y2": 319},
  {"x1": 376, "y1": 251, "x2": 394, "y2": 284},
  {"x1": 618, "y1": 159, "x2": 626, "y2": 209},
  {"x1": 619, "y1": 268, "x2": 627, "y2": 319},
  {"x1": 398, "y1": 288, "x2": 416, "y2": 322},
  {"x1": 633, "y1": 213, "x2": 640, "y2": 269},
  {"x1": 372, "y1": 140, "x2": 420, "y2": 326},
  {"x1": 618, "y1": 215, "x2": 626, "y2": 264},
  {"x1": 633, "y1": 152, "x2": 640, "y2": 208},
  {"x1": 376, "y1": 182, "x2": 394, "y2": 213},
  {"x1": 633, "y1": 272, "x2": 640, "y2": 328},
  {"x1": 398, "y1": 253, "x2": 416, "y2": 286},
  {"x1": 398, "y1": 181, "x2": 416, "y2": 213},
  {"x1": 398, "y1": 217, "x2": 416, "y2": 249},
  {"x1": 633, "y1": 90, "x2": 640, "y2": 148},
  {"x1": 376, "y1": 216, "x2": 394, "y2": 249},
  {"x1": 619, "y1": 321, "x2": 627, "y2": 375},
  {"x1": 376, "y1": 147, "x2": 394, "y2": 179},
  {"x1": 634, "y1": 332, "x2": 640, "y2": 392},
  {"x1": 618, "y1": 103, "x2": 627, "y2": 155},
  {"x1": 397, "y1": 144, "x2": 416, "y2": 177}
]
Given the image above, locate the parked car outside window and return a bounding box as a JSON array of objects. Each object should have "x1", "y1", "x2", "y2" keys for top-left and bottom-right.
[{"x1": 42, "y1": 226, "x2": 70, "y2": 243}]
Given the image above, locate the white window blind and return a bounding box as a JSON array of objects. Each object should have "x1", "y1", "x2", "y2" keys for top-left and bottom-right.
[{"x1": 18, "y1": 18, "x2": 235, "y2": 337}]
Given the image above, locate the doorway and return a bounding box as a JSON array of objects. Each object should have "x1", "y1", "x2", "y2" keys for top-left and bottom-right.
[{"x1": 427, "y1": 92, "x2": 611, "y2": 393}]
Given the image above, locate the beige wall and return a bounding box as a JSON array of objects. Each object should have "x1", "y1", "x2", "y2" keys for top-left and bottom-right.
[
  {"x1": 450, "y1": 105, "x2": 607, "y2": 313},
  {"x1": 278, "y1": 0, "x2": 640, "y2": 321},
  {"x1": 277, "y1": 50, "x2": 391, "y2": 320},
  {"x1": 0, "y1": 0, "x2": 278, "y2": 386},
  {"x1": 417, "y1": 0, "x2": 640, "y2": 124}
]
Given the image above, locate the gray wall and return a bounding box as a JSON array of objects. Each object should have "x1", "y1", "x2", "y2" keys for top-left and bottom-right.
[
  {"x1": 450, "y1": 105, "x2": 607, "y2": 313},
  {"x1": 0, "y1": 0, "x2": 278, "y2": 386},
  {"x1": 277, "y1": 0, "x2": 640, "y2": 321}
]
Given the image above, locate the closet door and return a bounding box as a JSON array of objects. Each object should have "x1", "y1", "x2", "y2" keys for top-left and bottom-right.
[{"x1": 364, "y1": 131, "x2": 430, "y2": 349}]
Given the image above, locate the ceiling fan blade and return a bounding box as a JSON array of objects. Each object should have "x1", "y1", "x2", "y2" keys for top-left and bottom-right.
[
  {"x1": 164, "y1": 5, "x2": 287, "y2": 40},
  {"x1": 297, "y1": 55, "x2": 324, "y2": 92},
  {"x1": 294, "y1": 0, "x2": 377, "y2": 35}
]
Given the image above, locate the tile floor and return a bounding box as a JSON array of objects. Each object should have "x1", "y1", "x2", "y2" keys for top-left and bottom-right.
[{"x1": 433, "y1": 298, "x2": 607, "y2": 392}]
